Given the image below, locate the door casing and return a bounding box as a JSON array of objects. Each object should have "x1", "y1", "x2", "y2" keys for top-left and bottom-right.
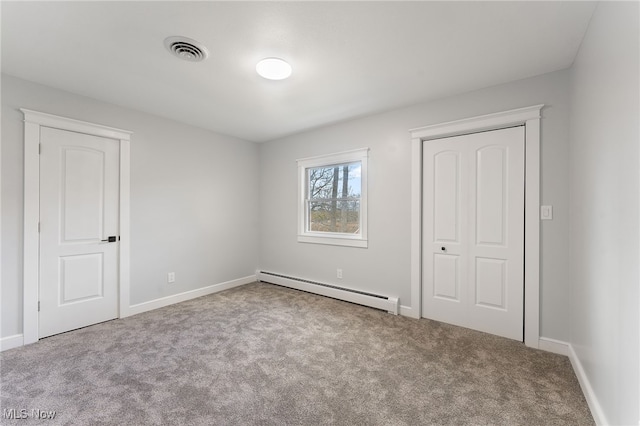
[
  {"x1": 409, "y1": 105, "x2": 543, "y2": 348},
  {"x1": 22, "y1": 109, "x2": 132, "y2": 345}
]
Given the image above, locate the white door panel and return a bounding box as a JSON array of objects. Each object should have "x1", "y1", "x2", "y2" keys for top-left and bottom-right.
[
  {"x1": 474, "y1": 257, "x2": 506, "y2": 309},
  {"x1": 39, "y1": 127, "x2": 119, "y2": 338},
  {"x1": 59, "y1": 253, "x2": 104, "y2": 304},
  {"x1": 433, "y1": 151, "x2": 460, "y2": 243},
  {"x1": 423, "y1": 138, "x2": 469, "y2": 329},
  {"x1": 423, "y1": 126, "x2": 524, "y2": 341},
  {"x1": 475, "y1": 146, "x2": 507, "y2": 246},
  {"x1": 433, "y1": 254, "x2": 460, "y2": 301},
  {"x1": 61, "y1": 148, "x2": 106, "y2": 241}
]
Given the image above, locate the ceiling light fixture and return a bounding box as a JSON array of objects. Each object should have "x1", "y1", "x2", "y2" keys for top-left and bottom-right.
[{"x1": 256, "y1": 58, "x2": 292, "y2": 80}]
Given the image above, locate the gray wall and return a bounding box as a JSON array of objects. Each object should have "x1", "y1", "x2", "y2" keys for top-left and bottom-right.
[
  {"x1": 1, "y1": 70, "x2": 580, "y2": 345},
  {"x1": 1, "y1": 75, "x2": 260, "y2": 338},
  {"x1": 259, "y1": 69, "x2": 572, "y2": 341},
  {"x1": 568, "y1": 2, "x2": 639, "y2": 424}
]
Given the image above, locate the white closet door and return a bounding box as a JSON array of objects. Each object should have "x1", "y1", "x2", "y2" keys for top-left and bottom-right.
[{"x1": 422, "y1": 126, "x2": 525, "y2": 341}]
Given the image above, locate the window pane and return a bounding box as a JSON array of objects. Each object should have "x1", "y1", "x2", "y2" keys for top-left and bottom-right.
[
  {"x1": 308, "y1": 162, "x2": 361, "y2": 200},
  {"x1": 308, "y1": 200, "x2": 360, "y2": 234},
  {"x1": 297, "y1": 148, "x2": 367, "y2": 247}
]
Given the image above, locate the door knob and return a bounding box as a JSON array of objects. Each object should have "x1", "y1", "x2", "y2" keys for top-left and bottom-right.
[
  {"x1": 441, "y1": 247, "x2": 446, "y2": 251},
  {"x1": 101, "y1": 236, "x2": 117, "y2": 243}
]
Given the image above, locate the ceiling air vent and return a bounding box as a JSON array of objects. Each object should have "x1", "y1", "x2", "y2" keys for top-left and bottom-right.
[{"x1": 164, "y1": 36, "x2": 209, "y2": 62}]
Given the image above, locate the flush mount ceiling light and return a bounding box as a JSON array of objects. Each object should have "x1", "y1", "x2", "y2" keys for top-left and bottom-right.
[
  {"x1": 256, "y1": 57, "x2": 292, "y2": 80},
  {"x1": 164, "y1": 36, "x2": 209, "y2": 62}
]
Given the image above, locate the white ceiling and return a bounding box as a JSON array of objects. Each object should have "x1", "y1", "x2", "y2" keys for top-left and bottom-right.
[{"x1": 1, "y1": 1, "x2": 596, "y2": 142}]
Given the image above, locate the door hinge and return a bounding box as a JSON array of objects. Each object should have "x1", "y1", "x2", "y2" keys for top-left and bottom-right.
[
  {"x1": 38, "y1": 301, "x2": 40, "y2": 312},
  {"x1": 39, "y1": 143, "x2": 41, "y2": 155},
  {"x1": 38, "y1": 222, "x2": 40, "y2": 233}
]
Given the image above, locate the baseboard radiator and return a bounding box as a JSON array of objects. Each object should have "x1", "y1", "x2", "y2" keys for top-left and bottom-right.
[{"x1": 257, "y1": 271, "x2": 399, "y2": 315}]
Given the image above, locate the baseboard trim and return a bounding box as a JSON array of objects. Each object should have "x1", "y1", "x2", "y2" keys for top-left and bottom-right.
[
  {"x1": 1, "y1": 334, "x2": 25, "y2": 352},
  {"x1": 568, "y1": 344, "x2": 608, "y2": 426},
  {"x1": 400, "y1": 305, "x2": 414, "y2": 317},
  {"x1": 538, "y1": 337, "x2": 569, "y2": 356},
  {"x1": 127, "y1": 275, "x2": 256, "y2": 316}
]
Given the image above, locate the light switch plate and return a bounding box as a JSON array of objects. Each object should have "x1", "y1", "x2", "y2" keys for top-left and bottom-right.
[{"x1": 541, "y1": 205, "x2": 553, "y2": 220}]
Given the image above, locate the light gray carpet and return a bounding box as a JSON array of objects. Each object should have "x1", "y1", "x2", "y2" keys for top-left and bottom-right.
[{"x1": 1, "y1": 282, "x2": 593, "y2": 425}]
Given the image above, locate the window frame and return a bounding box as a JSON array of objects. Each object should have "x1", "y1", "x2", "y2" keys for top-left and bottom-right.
[{"x1": 297, "y1": 148, "x2": 369, "y2": 248}]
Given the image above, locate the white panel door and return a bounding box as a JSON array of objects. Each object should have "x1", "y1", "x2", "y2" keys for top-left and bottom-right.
[
  {"x1": 422, "y1": 126, "x2": 524, "y2": 340},
  {"x1": 39, "y1": 127, "x2": 120, "y2": 338}
]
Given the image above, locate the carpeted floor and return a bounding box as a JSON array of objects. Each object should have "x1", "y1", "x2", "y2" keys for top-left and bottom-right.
[{"x1": 1, "y1": 282, "x2": 593, "y2": 425}]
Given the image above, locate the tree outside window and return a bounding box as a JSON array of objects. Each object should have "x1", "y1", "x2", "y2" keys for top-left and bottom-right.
[{"x1": 307, "y1": 163, "x2": 361, "y2": 234}]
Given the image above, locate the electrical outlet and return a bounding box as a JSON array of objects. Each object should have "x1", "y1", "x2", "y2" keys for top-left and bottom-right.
[
  {"x1": 337, "y1": 268, "x2": 343, "y2": 279},
  {"x1": 167, "y1": 272, "x2": 175, "y2": 283}
]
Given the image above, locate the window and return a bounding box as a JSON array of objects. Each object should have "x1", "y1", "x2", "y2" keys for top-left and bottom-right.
[{"x1": 297, "y1": 148, "x2": 368, "y2": 248}]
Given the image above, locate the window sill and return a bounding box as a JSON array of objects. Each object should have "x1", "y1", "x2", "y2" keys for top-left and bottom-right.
[{"x1": 297, "y1": 234, "x2": 368, "y2": 248}]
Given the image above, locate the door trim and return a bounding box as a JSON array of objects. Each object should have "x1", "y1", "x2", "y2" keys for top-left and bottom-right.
[
  {"x1": 409, "y1": 104, "x2": 543, "y2": 348},
  {"x1": 22, "y1": 109, "x2": 132, "y2": 345}
]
